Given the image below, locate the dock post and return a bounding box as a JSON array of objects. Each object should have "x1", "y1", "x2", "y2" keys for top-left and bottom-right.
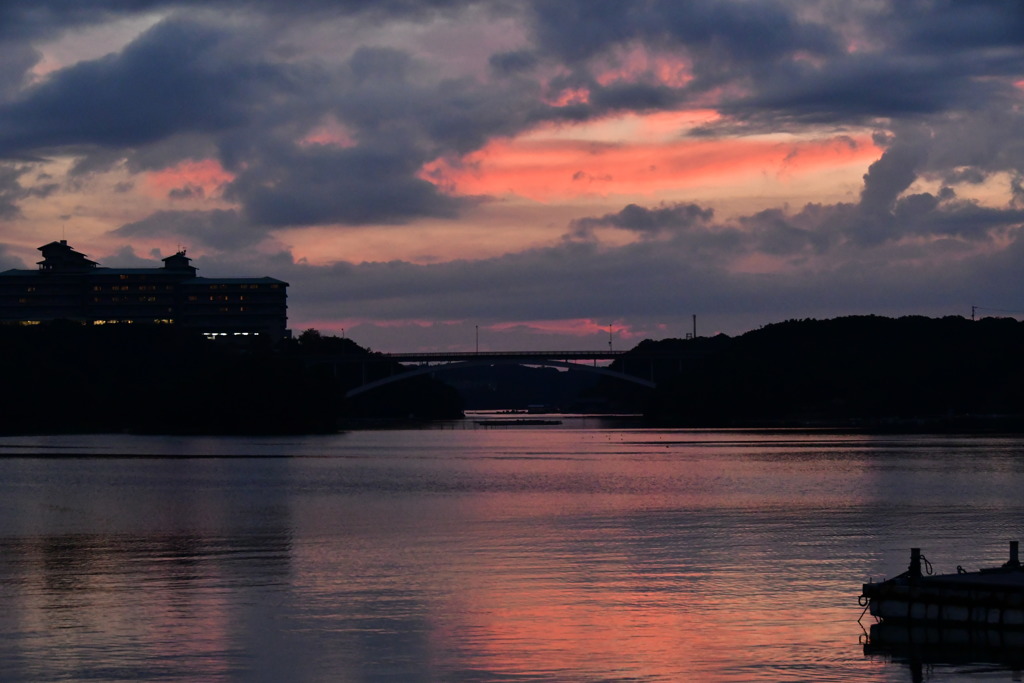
[
  {"x1": 909, "y1": 548, "x2": 922, "y2": 579},
  {"x1": 1006, "y1": 540, "x2": 1020, "y2": 569}
]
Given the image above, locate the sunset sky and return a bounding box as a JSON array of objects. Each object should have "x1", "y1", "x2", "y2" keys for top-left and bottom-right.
[{"x1": 0, "y1": 0, "x2": 1022, "y2": 351}]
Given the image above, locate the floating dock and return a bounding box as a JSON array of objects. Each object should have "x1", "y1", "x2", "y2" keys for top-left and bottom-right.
[{"x1": 860, "y1": 542, "x2": 1024, "y2": 627}]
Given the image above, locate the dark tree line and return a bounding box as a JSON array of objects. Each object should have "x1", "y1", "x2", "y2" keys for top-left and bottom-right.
[
  {"x1": 615, "y1": 315, "x2": 1024, "y2": 428},
  {"x1": 0, "y1": 323, "x2": 462, "y2": 435},
  {"x1": 8, "y1": 315, "x2": 1021, "y2": 434}
]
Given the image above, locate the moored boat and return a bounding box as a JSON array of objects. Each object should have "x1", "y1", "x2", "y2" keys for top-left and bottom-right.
[{"x1": 860, "y1": 542, "x2": 1024, "y2": 627}]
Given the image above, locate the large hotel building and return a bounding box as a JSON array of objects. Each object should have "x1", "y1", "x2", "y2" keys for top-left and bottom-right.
[{"x1": 0, "y1": 241, "x2": 289, "y2": 339}]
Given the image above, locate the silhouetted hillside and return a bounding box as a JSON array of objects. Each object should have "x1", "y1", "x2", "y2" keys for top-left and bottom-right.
[
  {"x1": 0, "y1": 324, "x2": 462, "y2": 435},
  {"x1": 619, "y1": 315, "x2": 1024, "y2": 428}
]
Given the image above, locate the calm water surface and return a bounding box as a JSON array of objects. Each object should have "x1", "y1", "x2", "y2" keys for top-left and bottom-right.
[{"x1": 2, "y1": 420, "x2": 1024, "y2": 682}]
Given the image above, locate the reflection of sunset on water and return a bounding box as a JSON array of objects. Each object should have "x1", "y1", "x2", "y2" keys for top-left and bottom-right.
[
  {"x1": 3, "y1": 429, "x2": 1023, "y2": 680},
  {"x1": 5, "y1": 534, "x2": 255, "y2": 681},
  {"x1": 409, "y1": 502, "x2": 866, "y2": 679}
]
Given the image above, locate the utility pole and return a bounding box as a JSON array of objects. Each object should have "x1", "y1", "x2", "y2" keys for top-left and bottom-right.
[
  {"x1": 692, "y1": 314, "x2": 697, "y2": 339},
  {"x1": 608, "y1": 323, "x2": 613, "y2": 352},
  {"x1": 475, "y1": 325, "x2": 479, "y2": 353}
]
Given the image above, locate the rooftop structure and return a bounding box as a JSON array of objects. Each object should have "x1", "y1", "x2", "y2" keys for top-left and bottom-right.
[{"x1": 0, "y1": 241, "x2": 289, "y2": 339}]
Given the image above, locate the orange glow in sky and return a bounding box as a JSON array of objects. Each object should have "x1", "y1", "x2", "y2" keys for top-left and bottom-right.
[{"x1": 424, "y1": 118, "x2": 880, "y2": 203}]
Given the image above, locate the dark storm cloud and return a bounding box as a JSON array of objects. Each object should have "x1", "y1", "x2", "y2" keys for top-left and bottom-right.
[
  {"x1": 943, "y1": 167, "x2": 988, "y2": 185},
  {"x1": 224, "y1": 143, "x2": 467, "y2": 226},
  {"x1": 114, "y1": 209, "x2": 258, "y2": 250},
  {"x1": 488, "y1": 49, "x2": 539, "y2": 76},
  {"x1": 168, "y1": 184, "x2": 204, "y2": 200},
  {"x1": 873, "y1": 0, "x2": 1024, "y2": 54},
  {"x1": 859, "y1": 135, "x2": 929, "y2": 214},
  {"x1": 282, "y1": 210, "x2": 1024, "y2": 328},
  {"x1": 568, "y1": 201, "x2": 834, "y2": 261},
  {"x1": 901, "y1": 196, "x2": 1024, "y2": 241},
  {"x1": 925, "y1": 108, "x2": 1024, "y2": 180},
  {"x1": 525, "y1": 0, "x2": 842, "y2": 110},
  {"x1": 527, "y1": 0, "x2": 837, "y2": 67},
  {"x1": 0, "y1": 0, "x2": 491, "y2": 40},
  {"x1": 518, "y1": 0, "x2": 1023, "y2": 132},
  {"x1": 0, "y1": 0, "x2": 1021, "y2": 340},
  {"x1": 266, "y1": 148, "x2": 1024, "y2": 326},
  {"x1": 729, "y1": 54, "x2": 998, "y2": 125},
  {"x1": 0, "y1": 12, "x2": 535, "y2": 226},
  {"x1": 0, "y1": 163, "x2": 58, "y2": 219},
  {"x1": 0, "y1": 41, "x2": 39, "y2": 102},
  {"x1": 589, "y1": 82, "x2": 681, "y2": 111},
  {"x1": 738, "y1": 207, "x2": 839, "y2": 256},
  {"x1": 0, "y1": 0, "x2": 1017, "y2": 234},
  {"x1": 569, "y1": 202, "x2": 714, "y2": 239},
  {"x1": 294, "y1": 240, "x2": 702, "y2": 322},
  {"x1": 567, "y1": 151, "x2": 1024, "y2": 266},
  {"x1": 332, "y1": 46, "x2": 540, "y2": 156},
  {"x1": 219, "y1": 44, "x2": 543, "y2": 226},
  {"x1": 728, "y1": 5, "x2": 1022, "y2": 130},
  {"x1": 0, "y1": 19, "x2": 285, "y2": 157},
  {"x1": 0, "y1": 165, "x2": 28, "y2": 219},
  {"x1": 833, "y1": 116, "x2": 1024, "y2": 246}
]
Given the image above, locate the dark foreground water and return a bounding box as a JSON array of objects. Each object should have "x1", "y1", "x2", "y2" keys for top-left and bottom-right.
[{"x1": 2, "y1": 420, "x2": 1024, "y2": 682}]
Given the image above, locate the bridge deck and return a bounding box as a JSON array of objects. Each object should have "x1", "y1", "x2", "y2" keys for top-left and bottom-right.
[{"x1": 383, "y1": 350, "x2": 627, "y2": 362}]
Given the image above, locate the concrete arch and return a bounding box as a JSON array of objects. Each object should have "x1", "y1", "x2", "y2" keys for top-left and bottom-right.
[{"x1": 344, "y1": 357, "x2": 656, "y2": 399}]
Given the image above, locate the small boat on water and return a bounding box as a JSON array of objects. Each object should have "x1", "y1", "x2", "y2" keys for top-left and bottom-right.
[{"x1": 860, "y1": 541, "x2": 1024, "y2": 628}]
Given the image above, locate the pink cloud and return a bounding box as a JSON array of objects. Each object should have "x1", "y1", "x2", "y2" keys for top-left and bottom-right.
[
  {"x1": 593, "y1": 44, "x2": 693, "y2": 89},
  {"x1": 544, "y1": 87, "x2": 591, "y2": 107},
  {"x1": 299, "y1": 117, "x2": 357, "y2": 148},
  {"x1": 144, "y1": 159, "x2": 234, "y2": 199}
]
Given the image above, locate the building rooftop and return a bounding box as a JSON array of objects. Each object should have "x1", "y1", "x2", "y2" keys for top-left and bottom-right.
[{"x1": 0, "y1": 241, "x2": 290, "y2": 339}]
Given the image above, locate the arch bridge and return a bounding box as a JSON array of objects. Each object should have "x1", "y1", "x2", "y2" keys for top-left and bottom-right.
[{"x1": 337, "y1": 350, "x2": 658, "y2": 399}]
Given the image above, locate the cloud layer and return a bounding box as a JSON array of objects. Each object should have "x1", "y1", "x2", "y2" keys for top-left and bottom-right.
[{"x1": 0, "y1": 0, "x2": 1021, "y2": 349}]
